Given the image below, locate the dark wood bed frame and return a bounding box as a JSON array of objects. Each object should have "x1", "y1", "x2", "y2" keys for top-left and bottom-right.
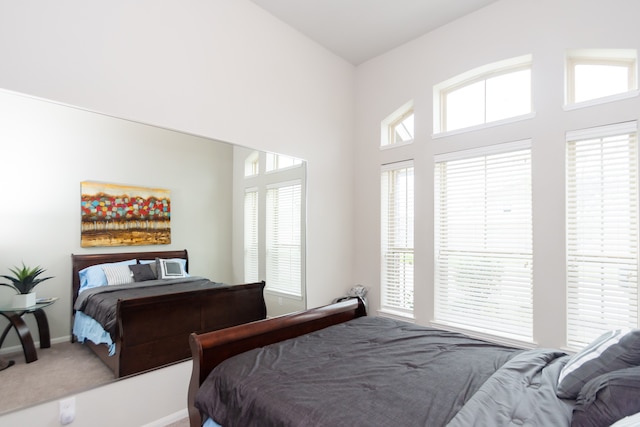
[
  {"x1": 71, "y1": 249, "x2": 267, "y2": 378},
  {"x1": 187, "y1": 297, "x2": 367, "y2": 427}
]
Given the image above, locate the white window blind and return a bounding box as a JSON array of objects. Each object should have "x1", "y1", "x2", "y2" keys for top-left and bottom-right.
[
  {"x1": 566, "y1": 121, "x2": 639, "y2": 349},
  {"x1": 244, "y1": 189, "x2": 259, "y2": 282},
  {"x1": 434, "y1": 141, "x2": 533, "y2": 341},
  {"x1": 266, "y1": 181, "x2": 302, "y2": 297},
  {"x1": 381, "y1": 161, "x2": 414, "y2": 313}
]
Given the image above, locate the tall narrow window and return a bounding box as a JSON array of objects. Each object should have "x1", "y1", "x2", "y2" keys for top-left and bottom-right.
[
  {"x1": 381, "y1": 161, "x2": 414, "y2": 315},
  {"x1": 434, "y1": 141, "x2": 533, "y2": 341},
  {"x1": 566, "y1": 49, "x2": 637, "y2": 105},
  {"x1": 566, "y1": 122, "x2": 638, "y2": 349},
  {"x1": 266, "y1": 181, "x2": 302, "y2": 297},
  {"x1": 244, "y1": 189, "x2": 259, "y2": 282}
]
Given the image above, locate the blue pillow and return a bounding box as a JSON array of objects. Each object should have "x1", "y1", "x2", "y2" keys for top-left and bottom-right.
[{"x1": 78, "y1": 259, "x2": 137, "y2": 292}]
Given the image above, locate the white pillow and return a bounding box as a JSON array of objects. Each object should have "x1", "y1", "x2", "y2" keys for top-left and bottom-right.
[
  {"x1": 156, "y1": 258, "x2": 187, "y2": 279},
  {"x1": 102, "y1": 263, "x2": 134, "y2": 286},
  {"x1": 610, "y1": 412, "x2": 640, "y2": 427}
]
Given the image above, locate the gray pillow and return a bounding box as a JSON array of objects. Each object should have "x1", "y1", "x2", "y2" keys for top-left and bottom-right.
[
  {"x1": 129, "y1": 263, "x2": 156, "y2": 282},
  {"x1": 557, "y1": 329, "x2": 640, "y2": 399},
  {"x1": 571, "y1": 366, "x2": 640, "y2": 427}
]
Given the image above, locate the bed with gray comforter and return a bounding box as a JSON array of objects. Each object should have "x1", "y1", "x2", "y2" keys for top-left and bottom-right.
[
  {"x1": 195, "y1": 316, "x2": 575, "y2": 427},
  {"x1": 74, "y1": 277, "x2": 225, "y2": 337}
]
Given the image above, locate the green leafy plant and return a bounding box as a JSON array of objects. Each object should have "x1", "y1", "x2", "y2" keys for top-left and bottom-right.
[{"x1": 0, "y1": 263, "x2": 53, "y2": 294}]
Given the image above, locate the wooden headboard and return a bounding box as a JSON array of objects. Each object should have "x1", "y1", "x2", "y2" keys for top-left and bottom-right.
[{"x1": 71, "y1": 249, "x2": 188, "y2": 310}]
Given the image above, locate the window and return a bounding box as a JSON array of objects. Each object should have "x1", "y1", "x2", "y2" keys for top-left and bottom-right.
[
  {"x1": 381, "y1": 101, "x2": 414, "y2": 147},
  {"x1": 244, "y1": 189, "x2": 259, "y2": 282},
  {"x1": 266, "y1": 181, "x2": 302, "y2": 296},
  {"x1": 566, "y1": 121, "x2": 638, "y2": 349},
  {"x1": 381, "y1": 161, "x2": 414, "y2": 315},
  {"x1": 434, "y1": 141, "x2": 533, "y2": 341},
  {"x1": 245, "y1": 151, "x2": 259, "y2": 177},
  {"x1": 266, "y1": 153, "x2": 302, "y2": 172},
  {"x1": 434, "y1": 55, "x2": 532, "y2": 134},
  {"x1": 242, "y1": 151, "x2": 305, "y2": 298},
  {"x1": 566, "y1": 49, "x2": 637, "y2": 105}
]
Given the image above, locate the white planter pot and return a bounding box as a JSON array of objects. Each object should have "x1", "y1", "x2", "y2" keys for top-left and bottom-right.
[{"x1": 13, "y1": 292, "x2": 36, "y2": 309}]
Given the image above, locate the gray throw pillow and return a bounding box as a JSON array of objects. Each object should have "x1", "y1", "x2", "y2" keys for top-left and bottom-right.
[
  {"x1": 557, "y1": 329, "x2": 640, "y2": 399},
  {"x1": 571, "y1": 366, "x2": 640, "y2": 427},
  {"x1": 129, "y1": 263, "x2": 156, "y2": 282}
]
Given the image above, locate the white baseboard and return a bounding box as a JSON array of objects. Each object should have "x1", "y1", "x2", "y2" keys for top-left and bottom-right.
[
  {"x1": 141, "y1": 408, "x2": 188, "y2": 427},
  {"x1": 0, "y1": 335, "x2": 71, "y2": 356}
]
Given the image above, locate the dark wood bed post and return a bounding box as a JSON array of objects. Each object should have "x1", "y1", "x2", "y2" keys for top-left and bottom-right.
[{"x1": 187, "y1": 297, "x2": 367, "y2": 427}]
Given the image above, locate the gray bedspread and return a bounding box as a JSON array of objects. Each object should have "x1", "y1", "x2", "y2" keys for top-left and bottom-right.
[
  {"x1": 447, "y1": 348, "x2": 574, "y2": 426},
  {"x1": 74, "y1": 277, "x2": 224, "y2": 338},
  {"x1": 195, "y1": 316, "x2": 524, "y2": 427}
]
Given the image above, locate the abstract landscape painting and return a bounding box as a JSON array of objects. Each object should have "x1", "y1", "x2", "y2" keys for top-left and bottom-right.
[{"x1": 81, "y1": 181, "x2": 171, "y2": 247}]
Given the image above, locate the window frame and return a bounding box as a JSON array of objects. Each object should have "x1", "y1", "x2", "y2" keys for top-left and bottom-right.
[
  {"x1": 266, "y1": 180, "x2": 303, "y2": 298},
  {"x1": 565, "y1": 49, "x2": 638, "y2": 107},
  {"x1": 242, "y1": 151, "x2": 306, "y2": 300},
  {"x1": 380, "y1": 160, "x2": 415, "y2": 318},
  {"x1": 243, "y1": 188, "x2": 259, "y2": 283},
  {"x1": 433, "y1": 140, "x2": 534, "y2": 343},
  {"x1": 381, "y1": 101, "x2": 414, "y2": 149},
  {"x1": 565, "y1": 121, "x2": 639, "y2": 350},
  {"x1": 433, "y1": 55, "x2": 533, "y2": 136}
]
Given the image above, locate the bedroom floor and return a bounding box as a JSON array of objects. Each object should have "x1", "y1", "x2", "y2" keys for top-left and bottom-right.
[{"x1": 0, "y1": 341, "x2": 113, "y2": 414}]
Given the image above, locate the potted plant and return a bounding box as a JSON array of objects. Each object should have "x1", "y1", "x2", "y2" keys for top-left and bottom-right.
[{"x1": 0, "y1": 263, "x2": 53, "y2": 308}]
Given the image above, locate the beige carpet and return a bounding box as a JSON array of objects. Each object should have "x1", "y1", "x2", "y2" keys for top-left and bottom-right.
[{"x1": 0, "y1": 341, "x2": 114, "y2": 414}]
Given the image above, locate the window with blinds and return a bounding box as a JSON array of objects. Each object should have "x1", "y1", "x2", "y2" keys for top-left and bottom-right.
[
  {"x1": 434, "y1": 141, "x2": 533, "y2": 341},
  {"x1": 266, "y1": 181, "x2": 302, "y2": 297},
  {"x1": 381, "y1": 161, "x2": 414, "y2": 314},
  {"x1": 244, "y1": 189, "x2": 259, "y2": 282},
  {"x1": 566, "y1": 121, "x2": 639, "y2": 349}
]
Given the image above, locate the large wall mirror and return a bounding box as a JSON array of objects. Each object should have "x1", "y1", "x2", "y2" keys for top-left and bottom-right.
[{"x1": 0, "y1": 88, "x2": 306, "y2": 413}]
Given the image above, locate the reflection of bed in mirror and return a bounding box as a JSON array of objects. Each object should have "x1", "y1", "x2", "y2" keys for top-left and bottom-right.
[{"x1": 71, "y1": 249, "x2": 267, "y2": 378}]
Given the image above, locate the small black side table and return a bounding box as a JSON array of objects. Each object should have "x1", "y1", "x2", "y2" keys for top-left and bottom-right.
[{"x1": 0, "y1": 299, "x2": 56, "y2": 363}]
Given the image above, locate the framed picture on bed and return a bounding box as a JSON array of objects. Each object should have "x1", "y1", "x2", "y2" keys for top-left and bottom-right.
[{"x1": 80, "y1": 181, "x2": 171, "y2": 247}]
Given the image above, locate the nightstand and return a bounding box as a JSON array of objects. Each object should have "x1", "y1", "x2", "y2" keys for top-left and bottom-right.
[{"x1": 0, "y1": 298, "x2": 57, "y2": 363}]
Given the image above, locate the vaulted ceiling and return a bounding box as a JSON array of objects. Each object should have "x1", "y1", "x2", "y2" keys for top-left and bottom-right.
[{"x1": 249, "y1": 0, "x2": 498, "y2": 65}]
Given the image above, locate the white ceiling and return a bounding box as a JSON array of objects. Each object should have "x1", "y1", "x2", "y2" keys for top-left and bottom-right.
[{"x1": 249, "y1": 0, "x2": 499, "y2": 65}]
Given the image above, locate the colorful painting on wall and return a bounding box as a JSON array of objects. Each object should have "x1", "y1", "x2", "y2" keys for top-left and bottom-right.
[{"x1": 81, "y1": 181, "x2": 171, "y2": 247}]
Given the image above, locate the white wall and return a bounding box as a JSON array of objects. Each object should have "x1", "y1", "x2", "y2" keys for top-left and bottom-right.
[
  {"x1": 0, "y1": 0, "x2": 356, "y2": 309},
  {"x1": 0, "y1": 360, "x2": 192, "y2": 427},
  {"x1": 0, "y1": 0, "x2": 355, "y2": 425},
  {"x1": 354, "y1": 0, "x2": 640, "y2": 349}
]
